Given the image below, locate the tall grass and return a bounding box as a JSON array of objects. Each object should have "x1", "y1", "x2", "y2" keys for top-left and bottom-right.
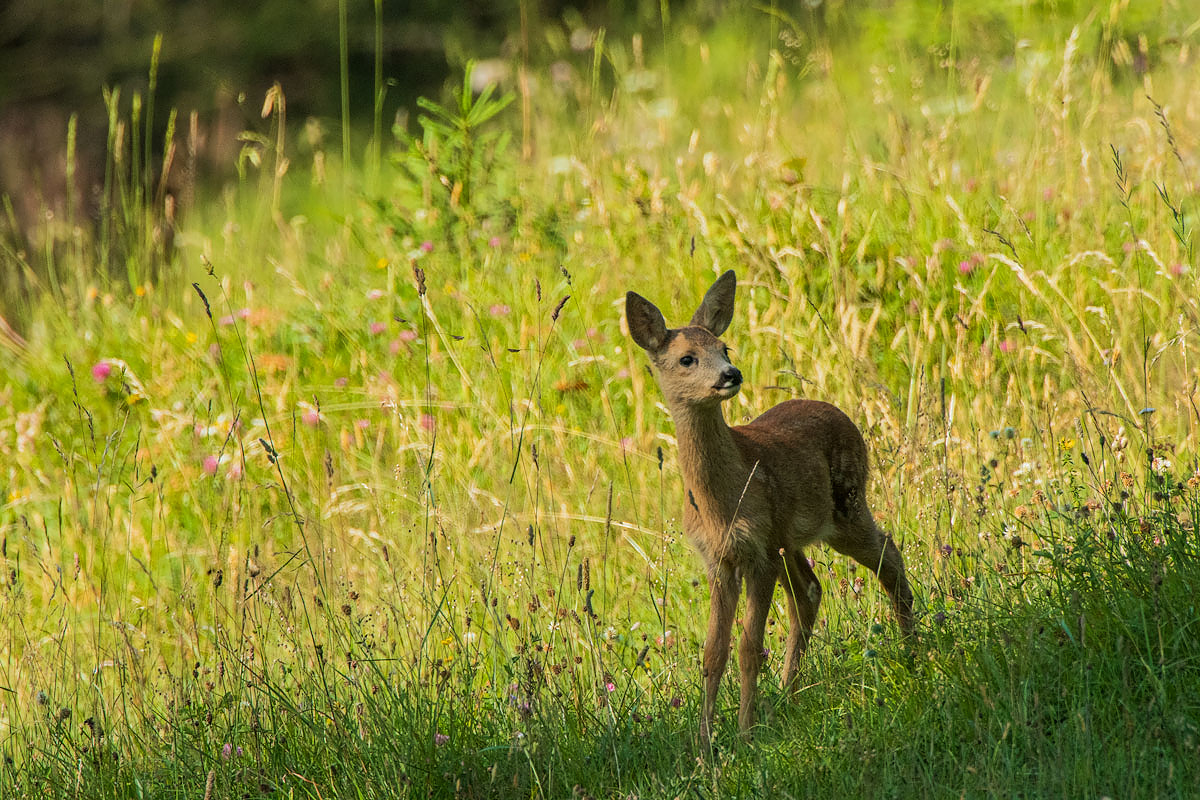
[{"x1": 2, "y1": 2, "x2": 1200, "y2": 797}]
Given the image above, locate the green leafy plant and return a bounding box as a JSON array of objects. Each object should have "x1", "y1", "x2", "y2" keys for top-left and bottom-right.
[{"x1": 394, "y1": 61, "x2": 514, "y2": 226}]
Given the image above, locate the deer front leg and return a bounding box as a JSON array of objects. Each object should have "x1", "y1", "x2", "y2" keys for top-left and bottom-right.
[
  {"x1": 737, "y1": 565, "x2": 777, "y2": 737},
  {"x1": 779, "y1": 550, "x2": 821, "y2": 693},
  {"x1": 700, "y1": 561, "x2": 738, "y2": 751}
]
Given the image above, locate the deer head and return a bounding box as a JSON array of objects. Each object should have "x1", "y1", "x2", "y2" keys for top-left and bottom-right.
[{"x1": 625, "y1": 270, "x2": 743, "y2": 408}]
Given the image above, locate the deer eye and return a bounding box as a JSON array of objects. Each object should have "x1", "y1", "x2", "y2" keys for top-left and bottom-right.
[{"x1": 679, "y1": 355, "x2": 696, "y2": 367}]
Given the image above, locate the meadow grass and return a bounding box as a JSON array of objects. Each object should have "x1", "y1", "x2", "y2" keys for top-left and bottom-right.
[{"x1": 3, "y1": 3, "x2": 1200, "y2": 797}]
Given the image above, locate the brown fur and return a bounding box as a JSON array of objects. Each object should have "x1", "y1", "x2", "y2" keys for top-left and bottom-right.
[{"x1": 625, "y1": 270, "x2": 915, "y2": 749}]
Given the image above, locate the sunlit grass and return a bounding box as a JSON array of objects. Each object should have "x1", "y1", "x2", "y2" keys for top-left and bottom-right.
[{"x1": 3, "y1": 3, "x2": 1200, "y2": 797}]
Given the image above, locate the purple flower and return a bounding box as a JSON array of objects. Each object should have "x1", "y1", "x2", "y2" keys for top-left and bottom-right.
[{"x1": 434, "y1": 732, "x2": 449, "y2": 746}]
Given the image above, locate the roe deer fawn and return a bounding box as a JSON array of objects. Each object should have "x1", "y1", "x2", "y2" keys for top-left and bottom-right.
[{"x1": 625, "y1": 270, "x2": 915, "y2": 748}]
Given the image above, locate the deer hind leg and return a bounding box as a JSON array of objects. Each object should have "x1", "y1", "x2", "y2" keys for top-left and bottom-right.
[
  {"x1": 779, "y1": 549, "x2": 821, "y2": 692},
  {"x1": 830, "y1": 507, "x2": 916, "y2": 638},
  {"x1": 737, "y1": 563, "x2": 778, "y2": 738},
  {"x1": 700, "y1": 561, "x2": 739, "y2": 750}
]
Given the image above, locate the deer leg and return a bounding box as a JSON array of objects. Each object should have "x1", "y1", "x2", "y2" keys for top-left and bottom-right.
[
  {"x1": 700, "y1": 561, "x2": 739, "y2": 750},
  {"x1": 779, "y1": 550, "x2": 821, "y2": 692},
  {"x1": 736, "y1": 565, "x2": 777, "y2": 738},
  {"x1": 831, "y1": 509, "x2": 916, "y2": 638}
]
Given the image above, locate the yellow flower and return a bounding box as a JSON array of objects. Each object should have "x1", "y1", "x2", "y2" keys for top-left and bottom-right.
[
  {"x1": 375, "y1": 257, "x2": 389, "y2": 270},
  {"x1": 1058, "y1": 437, "x2": 1075, "y2": 451},
  {"x1": 185, "y1": 332, "x2": 198, "y2": 344}
]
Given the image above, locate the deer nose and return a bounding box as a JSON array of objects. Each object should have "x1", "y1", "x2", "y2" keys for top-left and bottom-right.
[{"x1": 718, "y1": 365, "x2": 742, "y2": 387}]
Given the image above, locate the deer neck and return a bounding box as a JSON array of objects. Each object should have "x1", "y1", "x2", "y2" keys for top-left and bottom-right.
[{"x1": 670, "y1": 401, "x2": 748, "y2": 518}]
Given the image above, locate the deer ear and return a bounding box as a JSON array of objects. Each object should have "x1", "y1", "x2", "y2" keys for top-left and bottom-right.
[
  {"x1": 689, "y1": 270, "x2": 736, "y2": 336},
  {"x1": 625, "y1": 291, "x2": 669, "y2": 352}
]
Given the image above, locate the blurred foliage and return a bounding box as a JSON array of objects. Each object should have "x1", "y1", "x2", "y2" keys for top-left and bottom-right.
[
  {"x1": 0, "y1": 0, "x2": 1181, "y2": 136},
  {"x1": 0, "y1": 0, "x2": 497, "y2": 117}
]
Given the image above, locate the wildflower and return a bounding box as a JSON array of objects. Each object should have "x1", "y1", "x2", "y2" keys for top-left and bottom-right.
[
  {"x1": 376, "y1": 257, "x2": 389, "y2": 270},
  {"x1": 488, "y1": 236, "x2": 502, "y2": 248},
  {"x1": 489, "y1": 304, "x2": 511, "y2": 317},
  {"x1": 367, "y1": 289, "x2": 385, "y2": 300},
  {"x1": 369, "y1": 321, "x2": 387, "y2": 336},
  {"x1": 958, "y1": 260, "x2": 973, "y2": 274},
  {"x1": 605, "y1": 682, "x2": 615, "y2": 693},
  {"x1": 419, "y1": 413, "x2": 435, "y2": 431},
  {"x1": 398, "y1": 329, "x2": 418, "y2": 342},
  {"x1": 301, "y1": 405, "x2": 321, "y2": 427},
  {"x1": 1151, "y1": 457, "x2": 1172, "y2": 475},
  {"x1": 670, "y1": 696, "x2": 682, "y2": 708},
  {"x1": 221, "y1": 743, "x2": 242, "y2": 760},
  {"x1": 203, "y1": 455, "x2": 219, "y2": 476},
  {"x1": 1059, "y1": 437, "x2": 1076, "y2": 451},
  {"x1": 420, "y1": 240, "x2": 434, "y2": 253},
  {"x1": 939, "y1": 544, "x2": 953, "y2": 558},
  {"x1": 91, "y1": 361, "x2": 112, "y2": 382},
  {"x1": 998, "y1": 340, "x2": 1013, "y2": 353},
  {"x1": 434, "y1": 732, "x2": 449, "y2": 746}
]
